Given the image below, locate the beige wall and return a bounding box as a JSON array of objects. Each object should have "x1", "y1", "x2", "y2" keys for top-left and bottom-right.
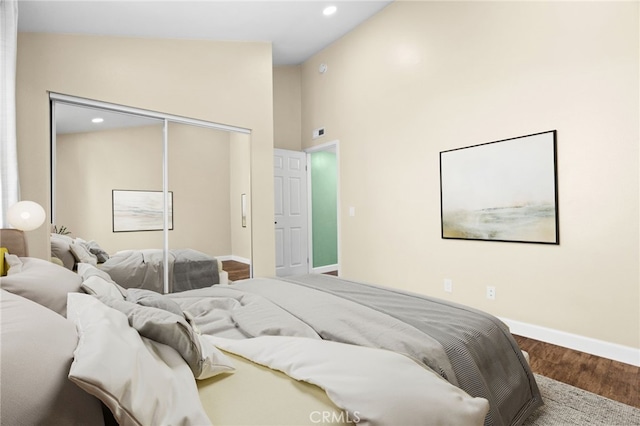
[
  {"x1": 301, "y1": 2, "x2": 639, "y2": 349},
  {"x1": 273, "y1": 65, "x2": 302, "y2": 150},
  {"x1": 229, "y1": 132, "x2": 252, "y2": 261},
  {"x1": 17, "y1": 33, "x2": 275, "y2": 276}
]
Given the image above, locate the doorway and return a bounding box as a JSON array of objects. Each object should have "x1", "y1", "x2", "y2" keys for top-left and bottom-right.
[
  {"x1": 274, "y1": 149, "x2": 309, "y2": 277},
  {"x1": 274, "y1": 141, "x2": 340, "y2": 277},
  {"x1": 306, "y1": 141, "x2": 340, "y2": 275}
]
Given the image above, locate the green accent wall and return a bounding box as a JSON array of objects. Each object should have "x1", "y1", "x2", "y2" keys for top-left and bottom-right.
[{"x1": 311, "y1": 151, "x2": 338, "y2": 268}]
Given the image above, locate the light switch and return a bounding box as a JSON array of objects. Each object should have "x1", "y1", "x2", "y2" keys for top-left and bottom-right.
[{"x1": 349, "y1": 207, "x2": 355, "y2": 217}]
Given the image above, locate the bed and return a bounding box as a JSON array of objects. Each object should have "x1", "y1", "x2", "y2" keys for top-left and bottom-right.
[
  {"x1": 50, "y1": 232, "x2": 227, "y2": 291},
  {"x1": 0, "y1": 252, "x2": 543, "y2": 426}
]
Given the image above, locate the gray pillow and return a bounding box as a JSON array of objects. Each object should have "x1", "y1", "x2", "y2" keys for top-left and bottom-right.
[
  {"x1": 69, "y1": 242, "x2": 98, "y2": 266},
  {"x1": 86, "y1": 240, "x2": 110, "y2": 263},
  {"x1": 50, "y1": 235, "x2": 76, "y2": 270},
  {"x1": 0, "y1": 257, "x2": 82, "y2": 316},
  {"x1": 0, "y1": 290, "x2": 104, "y2": 425}
]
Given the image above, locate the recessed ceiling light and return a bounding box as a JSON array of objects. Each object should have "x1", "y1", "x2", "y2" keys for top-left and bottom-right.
[
  {"x1": 92, "y1": 117, "x2": 104, "y2": 123},
  {"x1": 323, "y1": 5, "x2": 337, "y2": 16}
]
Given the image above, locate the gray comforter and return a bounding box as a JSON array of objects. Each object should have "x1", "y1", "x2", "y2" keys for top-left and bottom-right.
[
  {"x1": 168, "y1": 275, "x2": 542, "y2": 426},
  {"x1": 101, "y1": 248, "x2": 219, "y2": 293}
]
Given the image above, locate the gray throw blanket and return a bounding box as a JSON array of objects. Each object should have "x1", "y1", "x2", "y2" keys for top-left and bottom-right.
[
  {"x1": 281, "y1": 274, "x2": 543, "y2": 426},
  {"x1": 101, "y1": 248, "x2": 219, "y2": 293}
]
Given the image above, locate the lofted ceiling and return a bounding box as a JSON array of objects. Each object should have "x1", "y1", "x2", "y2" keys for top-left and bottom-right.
[{"x1": 17, "y1": 0, "x2": 393, "y2": 66}]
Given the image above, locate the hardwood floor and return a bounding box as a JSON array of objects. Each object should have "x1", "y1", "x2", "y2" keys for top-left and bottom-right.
[
  {"x1": 514, "y1": 335, "x2": 640, "y2": 408},
  {"x1": 221, "y1": 260, "x2": 251, "y2": 282},
  {"x1": 221, "y1": 261, "x2": 338, "y2": 281},
  {"x1": 218, "y1": 262, "x2": 639, "y2": 409}
]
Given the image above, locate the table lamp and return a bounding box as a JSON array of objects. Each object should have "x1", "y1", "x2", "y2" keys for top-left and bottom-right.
[{"x1": 7, "y1": 200, "x2": 46, "y2": 231}]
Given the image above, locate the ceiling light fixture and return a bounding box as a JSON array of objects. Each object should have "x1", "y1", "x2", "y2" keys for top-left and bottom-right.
[
  {"x1": 92, "y1": 117, "x2": 104, "y2": 123},
  {"x1": 323, "y1": 5, "x2": 337, "y2": 16}
]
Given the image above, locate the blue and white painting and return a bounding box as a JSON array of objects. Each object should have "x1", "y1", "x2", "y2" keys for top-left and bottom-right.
[
  {"x1": 440, "y1": 131, "x2": 558, "y2": 244},
  {"x1": 113, "y1": 190, "x2": 173, "y2": 232}
]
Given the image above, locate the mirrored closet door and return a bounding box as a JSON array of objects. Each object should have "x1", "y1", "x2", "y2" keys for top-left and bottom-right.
[
  {"x1": 166, "y1": 123, "x2": 251, "y2": 267},
  {"x1": 51, "y1": 93, "x2": 252, "y2": 292}
]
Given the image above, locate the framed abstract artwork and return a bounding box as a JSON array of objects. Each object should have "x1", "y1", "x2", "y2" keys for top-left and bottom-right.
[
  {"x1": 440, "y1": 130, "x2": 559, "y2": 244},
  {"x1": 112, "y1": 190, "x2": 173, "y2": 232}
]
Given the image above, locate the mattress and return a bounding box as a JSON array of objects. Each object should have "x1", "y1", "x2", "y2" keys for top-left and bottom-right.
[{"x1": 198, "y1": 351, "x2": 347, "y2": 426}]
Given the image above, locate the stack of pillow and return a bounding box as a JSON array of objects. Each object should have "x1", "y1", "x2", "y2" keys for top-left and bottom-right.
[
  {"x1": 1, "y1": 256, "x2": 234, "y2": 425},
  {"x1": 50, "y1": 233, "x2": 110, "y2": 270}
]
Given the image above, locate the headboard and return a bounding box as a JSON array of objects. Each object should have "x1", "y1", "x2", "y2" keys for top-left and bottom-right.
[{"x1": 0, "y1": 229, "x2": 28, "y2": 257}]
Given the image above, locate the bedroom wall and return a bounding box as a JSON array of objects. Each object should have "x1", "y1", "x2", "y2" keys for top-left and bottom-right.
[
  {"x1": 16, "y1": 33, "x2": 276, "y2": 276},
  {"x1": 229, "y1": 132, "x2": 252, "y2": 263},
  {"x1": 300, "y1": 2, "x2": 640, "y2": 353},
  {"x1": 273, "y1": 65, "x2": 302, "y2": 150}
]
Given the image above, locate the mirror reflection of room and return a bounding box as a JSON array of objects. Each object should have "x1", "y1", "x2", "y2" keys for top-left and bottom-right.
[
  {"x1": 166, "y1": 122, "x2": 252, "y2": 274},
  {"x1": 54, "y1": 103, "x2": 164, "y2": 256},
  {"x1": 51, "y1": 99, "x2": 252, "y2": 292}
]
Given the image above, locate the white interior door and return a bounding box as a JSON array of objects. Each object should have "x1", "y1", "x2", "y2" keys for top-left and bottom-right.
[{"x1": 274, "y1": 149, "x2": 308, "y2": 276}]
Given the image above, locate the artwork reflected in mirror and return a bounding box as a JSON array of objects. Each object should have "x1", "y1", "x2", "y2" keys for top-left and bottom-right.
[{"x1": 112, "y1": 190, "x2": 173, "y2": 232}]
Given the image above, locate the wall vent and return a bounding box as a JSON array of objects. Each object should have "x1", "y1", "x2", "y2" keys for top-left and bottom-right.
[{"x1": 312, "y1": 127, "x2": 325, "y2": 139}]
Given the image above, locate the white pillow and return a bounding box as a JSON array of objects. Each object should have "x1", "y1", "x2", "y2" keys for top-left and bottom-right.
[
  {"x1": 208, "y1": 336, "x2": 490, "y2": 426},
  {"x1": 4, "y1": 253, "x2": 23, "y2": 274},
  {"x1": 66, "y1": 293, "x2": 212, "y2": 426}
]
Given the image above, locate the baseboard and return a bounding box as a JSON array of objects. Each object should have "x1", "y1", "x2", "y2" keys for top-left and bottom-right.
[
  {"x1": 312, "y1": 264, "x2": 338, "y2": 274},
  {"x1": 500, "y1": 317, "x2": 640, "y2": 367}
]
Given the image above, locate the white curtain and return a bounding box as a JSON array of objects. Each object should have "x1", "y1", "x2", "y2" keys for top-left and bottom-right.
[{"x1": 0, "y1": 0, "x2": 20, "y2": 227}]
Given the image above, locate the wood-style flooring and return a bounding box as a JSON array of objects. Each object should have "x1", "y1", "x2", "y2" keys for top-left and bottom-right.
[
  {"x1": 221, "y1": 260, "x2": 251, "y2": 282},
  {"x1": 220, "y1": 261, "x2": 639, "y2": 408},
  {"x1": 513, "y1": 335, "x2": 640, "y2": 408}
]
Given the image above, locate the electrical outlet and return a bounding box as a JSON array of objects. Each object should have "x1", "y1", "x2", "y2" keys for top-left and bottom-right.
[
  {"x1": 486, "y1": 286, "x2": 496, "y2": 300},
  {"x1": 444, "y1": 279, "x2": 453, "y2": 293}
]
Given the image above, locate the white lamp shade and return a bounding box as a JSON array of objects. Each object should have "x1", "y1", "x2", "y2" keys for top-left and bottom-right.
[{"x1": 7, "y1": 201, "x2": 46, "y2": 231}]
